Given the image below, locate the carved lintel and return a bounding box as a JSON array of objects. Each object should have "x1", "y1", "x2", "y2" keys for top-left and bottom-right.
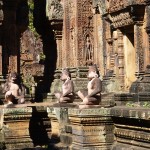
[
  {"x1": 109, "y1": 0, "x2": 146, "y2": 13},
  {"x1": 110, "y1": 11, "x2": 134, "y2": 29},
  {"x1": 109, "y1": 4, "x2": 145, "y2": 28}
]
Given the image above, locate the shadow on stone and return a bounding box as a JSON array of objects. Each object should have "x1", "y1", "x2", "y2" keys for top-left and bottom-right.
[{"x1": 29, "y1": 107, "x2": 50, "y2": 147}]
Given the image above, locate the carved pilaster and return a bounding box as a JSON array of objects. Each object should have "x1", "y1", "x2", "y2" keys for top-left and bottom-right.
[
  {"x1": 134, "y1": 22, "x2": 145, "y2": 77},
  {"x1": 117, "y1": 30, "x2": 124, "y2": 89},
  {"x1": 105, "y1": 38, "x2": 115, "y2": 80},
  {"x1": 112, "y1": 30, "x2": 118, "y2": 77},
  {"x1": 54, "y1": 31, "x2": 62, "y2": 68},
  {"x1": 62, "y1": 0, "x2": 70, "y2": 67},
  {"x1": 76, "y1": 0, "x2": 94, "y2": 66}
]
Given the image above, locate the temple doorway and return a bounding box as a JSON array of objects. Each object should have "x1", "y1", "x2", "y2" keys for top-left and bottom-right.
[{"x1": 123, "y1": 25, "x2": 136, "y2": 90}]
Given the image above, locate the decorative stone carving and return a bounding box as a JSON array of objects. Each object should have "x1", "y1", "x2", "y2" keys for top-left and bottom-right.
[
  {"x1": 117, "y1": 30, "x2": 124, "y2": 89},
  {"x1": 1, "y1": 106, "x2": 51, "y2": 149},
  {"x1": 110, "y1": 11, "x2": 134, "y2": 29},
  {"x1": 109, "y1": 0, "x2": 145, "y2": 13},
  {"x1": 69, "y1": 108, "x2": 114, "y2": 149},
  {"x1": 77, "y1": 0, "x2": 94, "y2": 66},
  {"x1": 46, "y1": 0, "x2": 63, "y2": 20},
  {"x1": 3, "y1": 72, "x2": 25, "y2": 106},
  {"x1": 111, "y1": 106, "x2": 150, "y2": 150},
  {"x1": 77, "y1": 65, "x2": 102, "y2": 107},
  {"x1": 92, "y1": 0, "x2": 106, "y2": 14},
  {"x1": 54, "y1": 68, "x2": 74, "y2": 103},
  {"x1": 84, "y1": 35, "x2": 93, "y2": 65},
  {"x1": 109, "y1": 0, "x2": 128, "y2": 13},
  {"x1": 134, "y1": 22, "x2": 144, "y2": 76},
  {"x1": 20, "y1": 29, "x2": 44, "y2": 90}
]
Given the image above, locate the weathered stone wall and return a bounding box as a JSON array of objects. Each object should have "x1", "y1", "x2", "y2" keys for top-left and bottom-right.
[
  {"x1": 111, "y1": 106, "x2": 150, "y2": 150},
  {"x1": 1, "y1": 104, "x2": 150, "y2": 150},
  {"x1": 0, "y1": 105, "x2": 51, "y2": 149}
]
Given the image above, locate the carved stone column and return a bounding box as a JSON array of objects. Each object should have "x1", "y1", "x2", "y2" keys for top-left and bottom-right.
[
  {"x1": 46, "y1": 0, "x2": 63, "y2": 68},
  {"x1": 134, "y1": 22, "x2": 145, "y2": 77}
]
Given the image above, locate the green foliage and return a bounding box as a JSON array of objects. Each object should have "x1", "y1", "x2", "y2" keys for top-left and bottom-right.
[
  {"x1": 142, "y1": 102, "x2": 150, "y2": 108},
  {"x1": 28, "y1": 0, "x2": 39, "y2": 38},
  {"x1": 40, "y1": 52, "x2": 46, "y2": 60},
  {"x1": 126, "y1": 102, "x2": 134, "y2": 107},
  {"x1": 126, "y1": 101, "x2": 150, "y2": 108}
]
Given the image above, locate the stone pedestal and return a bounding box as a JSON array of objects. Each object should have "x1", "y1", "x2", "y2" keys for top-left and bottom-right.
[
  {"x1": 47, "y1": 106, "x2": 114, "y2": 150},
  {"x1": 68, "y1": 108, "x2": 114, "y2": 150},
  {"x1": 0, "y1": 107, "x2": 33, "y2": 149},
  {"x1": 0, "y1": 105, "x2": 51, "y2": 149}
]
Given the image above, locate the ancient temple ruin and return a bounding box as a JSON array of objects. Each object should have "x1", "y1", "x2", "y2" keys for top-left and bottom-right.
[{"x1": 0, "y1": 0, "x2": 150, "y2": 149}]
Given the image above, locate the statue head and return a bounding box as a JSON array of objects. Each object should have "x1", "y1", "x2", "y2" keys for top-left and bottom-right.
[
  {"x1": 87, "y1": 65, "x2": 99, "y2": 80},
  {"x1": 10, "y1": 72, "x2": 19, "y2": 83},
  {"x1": 60, "y1": 68, "x2": 71, "y2": 81}
]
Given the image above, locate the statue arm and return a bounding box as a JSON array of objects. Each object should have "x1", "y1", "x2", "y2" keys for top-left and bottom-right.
[
  {"x1": 87, "y1": 79, "x2": 101, "y2": 97},
  {"x1": 62, "y1": 80, "x2": 73, "y2": 97}
]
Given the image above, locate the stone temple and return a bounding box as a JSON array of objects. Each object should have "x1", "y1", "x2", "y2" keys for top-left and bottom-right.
[{"x1": 0, "y1": 0, "x2": 150, "y2": 149}]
